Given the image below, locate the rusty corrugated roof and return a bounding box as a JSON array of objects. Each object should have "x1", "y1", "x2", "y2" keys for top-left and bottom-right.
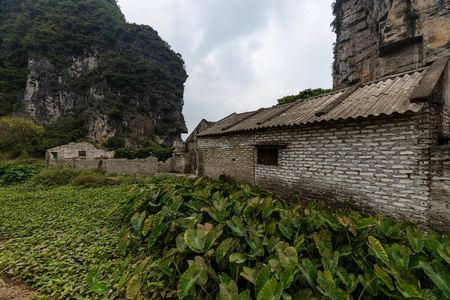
[{"x1": 198, "y1": 66, "x2": 430, "y2": 137}]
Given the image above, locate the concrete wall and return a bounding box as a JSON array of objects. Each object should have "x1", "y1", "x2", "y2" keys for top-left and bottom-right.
[
  {"x1": 47, "y1": 157, "x2": 159, "y2": 177},
  {"x1": 197, "y1": 110, "x2": 437, "y2": 228}
]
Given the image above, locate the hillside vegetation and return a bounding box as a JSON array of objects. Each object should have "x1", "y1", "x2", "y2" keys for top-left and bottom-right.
[{"x1": 0, "y1": 0, "x2": 187, "y2": 147}]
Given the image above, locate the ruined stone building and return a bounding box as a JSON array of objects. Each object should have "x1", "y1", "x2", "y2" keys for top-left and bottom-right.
[{"x1": 191, "y1": 1, "x2": 450, "y2": 232}]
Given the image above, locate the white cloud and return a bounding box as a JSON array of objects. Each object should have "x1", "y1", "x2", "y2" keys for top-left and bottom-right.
[{"x1": 117, "y1": 0, "x2": 336, "y2": 138}]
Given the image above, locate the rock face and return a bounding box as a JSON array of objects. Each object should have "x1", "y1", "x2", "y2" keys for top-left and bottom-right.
[
  {"x1": 332, "y1": 0, "x2": 450, "y2": 89},
  {"x1": 0, "y1": 0, "x2": 187, "y2": 147}
]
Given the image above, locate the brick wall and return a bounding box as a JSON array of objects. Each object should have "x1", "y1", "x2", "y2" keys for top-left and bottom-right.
[
  {"x1": 429, "y1": 145, "x2": 450, "y2": 232},
  {"x1": 197, "y1": 111, "x2": 435, "y2": 227}
]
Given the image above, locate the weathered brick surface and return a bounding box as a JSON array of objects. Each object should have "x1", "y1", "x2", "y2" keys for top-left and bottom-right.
[
  {"x1": 197, "y1": 111, "x2": 435, "y2": 227},
  {"x1": 429, "y1": 145, "x2": 450, "y2": 231}
]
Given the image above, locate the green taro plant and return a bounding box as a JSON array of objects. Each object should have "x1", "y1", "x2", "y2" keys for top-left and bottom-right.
[
  {"x1": 114, "y1": 176, "x2": 450, "y2": 299},
  {"x1": 0, "y1": 162, "x2": 38, "y2": 185}
]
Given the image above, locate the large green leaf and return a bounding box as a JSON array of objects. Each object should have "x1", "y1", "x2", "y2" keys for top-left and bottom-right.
[
  {"x1": 257, "y1": 278, "x2": 283, "y2": 300},
  {"x1": 177, "y1": 264, "x2": 202, "y2": 299},
  {"x1": 374, "y1": 264, "x2": 394, "y2": 291},
  {"x1": 298, "y1": 258, "x2": 318, "y2": 290},
  {"x1": 226, "y1": 216, "x2": 247, "y2": 237},
  {"x1": 243, "y1": 201, "x2": 261, "y2": 224},
  {"x1": 322, "y1": 249, "x2": 339, "y2": 273},
  {"x1": 316, "y1": 270, "x2": 348, "y2": 300},
  {"x1": 278, "y1": 221, "x2": 293, "y2": 239},
  {"x1": 216, "y1": 237, "x2": 236, "y2": 262},
  {"x1": 367, "y1": 236, "x2": 389, "y2": 264},
  {"x1": 276, "y1": 243, "x2": 298, "y2": 267},
  {"x1": 141, "y1": 214, "x2": 154, "y2": 236},
  {"x1": 241, "y1": 267, "x2": 258, "y2": 284},
  {"x1": 406, "y1": 227, "x2": 424, "y2": 254},
  {"x1": 126, "y1": 274, "x2": 143, "y2": 300},
  {"x1": 255, "y1": 266, "x2": 272, "y2": 296},
  {"x1": 280, "y1": 264, "x2": 297, "y2": 289},
  {"x1": 420, "y1": 260, "x2": 450, "y2": 298},
  {"x1": 395, "y1": 277, "x2": 422, "y2": 298},
  {"x1": 313, "y1": 229, "x2": 332, "y2": 256},
  {"x1": 356, "y1": 217, "x2": 376, "y2": 229},
  {"x1": 437, "y1": 247, "x2": 450, "y2": 264},
  {"x1": 293, "y1": 289, "x2": 313, "y2": 300},
  {"x1": 148, "y1": 222, "x2": 169, "y2": 247},
  {"x1": 229, "y1": 253, "x2": 247, "y2": 264},
  {"x1": 218, "y1": 273, "x2": 238, "y2": 300},
  {"x1": 236, "y1": 290, "x2": 252, "y2": 300},
  {"x1": 86, "y1": 269, "x2": 99, "y2": 287},
  {"x1": 389, "y1": 243, "x2": 410, "y2": 267},
  {"x1": 130, "y1": 211, "x2": 146, "y2": 235},
  {"x1": 184, "y1": 228, "x2": 206, "y2": 253},
  {"x1": 357, "y1": 272, "x2": 379, "y2": 297}
]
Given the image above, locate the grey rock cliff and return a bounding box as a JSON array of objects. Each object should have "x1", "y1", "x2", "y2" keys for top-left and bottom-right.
[{"x1": 333, "y1": 0, "x2": 450, "y2": 88}]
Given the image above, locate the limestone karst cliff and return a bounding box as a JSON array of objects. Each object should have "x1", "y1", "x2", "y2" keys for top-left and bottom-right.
[
  {"x1": 0, "y1": 0, "x2": 187, "y2": 147},
  {"x1": 332, "y1": 0, "x2": 450, "y2": 89}
]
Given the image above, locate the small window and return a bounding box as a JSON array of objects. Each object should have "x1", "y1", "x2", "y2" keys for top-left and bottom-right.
[
  {"x1": 78, "y1": 151, "x2": 86, "y2": 157},
  {"x1": 257, "y1": 148, "x2": 278, "y2": 166},
  {"x1": 51, "y1": 152, "x2": 58, "y2": 159}
]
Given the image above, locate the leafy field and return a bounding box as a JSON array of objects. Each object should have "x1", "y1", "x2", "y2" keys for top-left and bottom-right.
[
  {"x1": 0, "y1": 169, "x2": 449, "y2": 299},
  {"x1": 0, "y1": 179, "x2": 141, "y2": 299}
]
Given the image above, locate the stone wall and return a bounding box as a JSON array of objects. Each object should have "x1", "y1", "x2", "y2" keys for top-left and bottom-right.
[
  {"x1": 197, "y1": 134, "x2": 255, "y2": 185},
  {"x1": 333, "y1": 0, "x2": 450, "y2": 88},
  {"x1": 47, "y1": 157, "x2": 159, "y2": 177},
  {"x1": 429, "y1": 145, "x2": 450, "y2": 231},
  {"x1": 197, "y1": 110, "x2": 437, "y2": 228}
]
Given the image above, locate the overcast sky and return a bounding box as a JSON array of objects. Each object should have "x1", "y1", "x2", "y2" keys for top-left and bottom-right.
[{"x1": 116, "y1": 0, "x2": 336, "y2": 138}]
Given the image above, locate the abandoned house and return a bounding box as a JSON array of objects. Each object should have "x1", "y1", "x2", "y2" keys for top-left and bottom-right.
[
  {"x1": 45, "y1": 141, "x2": 191, "y2": 176},
  {"x1": 193, "y1": 57, "x2": 450, "y2": 232}
]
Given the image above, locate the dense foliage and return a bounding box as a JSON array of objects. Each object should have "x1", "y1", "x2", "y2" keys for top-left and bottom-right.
[
  {"x1": 0, "y1": 176, "x2": 138, "y2": 299},
  {"x1": 0, "y1": 115, "x2": 45, "y2": 157},
  {"x1": 114, "y1": 146, "x2": 175, "y2": 162},
  {"x1": 0, "y1": 162, "x2": 38, "y2": 185},
  {"x1": 0, "y1": 0, "x2": 187, "y2": 146},
  {"x1": 1, "y1": 171, "x2": 448, "y2": 299},
  {"x1": 277, "y1": 88, "x2": 335, "y2": 106},
  {"x1": 0, "y1": 0, "x2": 125, "y2": 116},
  {"x1": 117, "y1": 176, "x2": 450, "y2": 299}
]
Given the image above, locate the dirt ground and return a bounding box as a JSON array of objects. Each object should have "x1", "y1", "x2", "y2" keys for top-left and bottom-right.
[
  {"x1": 0, "y1": 235, "x2": 39, "y2": 300},
  {"x1": 0, "y1": 276, "x2": 38, "y2": 300}
]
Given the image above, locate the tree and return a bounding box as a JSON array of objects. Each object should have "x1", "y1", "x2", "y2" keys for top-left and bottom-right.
[
  {"x1": 277, "y1": 88, "x2": 335, "y2": 106},
  {"x1": 0, "y1": 115, "x2": 44, "y2": 157}
]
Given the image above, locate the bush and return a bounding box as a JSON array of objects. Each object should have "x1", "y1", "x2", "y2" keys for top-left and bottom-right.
[
  {"x1": 32, "y1": 166, "x2": 96, "y2": 186},
  {"x1": 114, "y1": 146, "x2": 174, "y2": 162},
  {"x1": 0, "y1": 163, "x2": 38, "y2": 185},
  {"x1": 113, "y1": 176, "x2": 450, "y2": 299},
  {"x1": 277, "y1": 88, "x2": 335, "y2": 105},
  {"x1": 72, "y1": 174, "x2": 124, "y2": 188},
  {"x1": 103, "y1": 136, "x2": 125, "y2": 150},
  {"x1": 0, "y1": 115, "x2": 45, "y2": 158}
]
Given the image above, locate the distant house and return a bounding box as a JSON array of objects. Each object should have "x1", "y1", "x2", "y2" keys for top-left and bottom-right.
[
  {"x1": 194, "y1": 57, "x2": 450, "y2": 232},
  {"x1": 45, "y1": 142, "x2": 114, "y2": 164}
]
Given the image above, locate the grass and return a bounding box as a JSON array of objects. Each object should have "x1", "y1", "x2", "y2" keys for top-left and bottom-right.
[{"x1": 0, "y1": 170, "x2": 148, "y2": 299}]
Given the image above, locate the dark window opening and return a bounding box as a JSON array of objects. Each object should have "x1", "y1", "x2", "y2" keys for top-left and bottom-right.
[
  {"x1": 78, "y1": 151, "x2": 86, "y2": 157},
  {"x1": 437, "y1": 138, "x2": 449, "y2": 145},
  {"x1": 51, "y1": 152, "x2": 58, "y2": 159},
  {"x1": 257, "y1": 148, "x2": 278, "y2": 166}
]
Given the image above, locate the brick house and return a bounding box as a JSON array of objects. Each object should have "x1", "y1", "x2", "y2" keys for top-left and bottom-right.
[{"x1": 194, "y1": 57, "x2": 450, "y2": 232}]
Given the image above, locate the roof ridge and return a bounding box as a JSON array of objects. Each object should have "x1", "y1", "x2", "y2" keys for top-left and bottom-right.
[{"x1": 362, "y1": 66, "x2": 429, "y2": 87}]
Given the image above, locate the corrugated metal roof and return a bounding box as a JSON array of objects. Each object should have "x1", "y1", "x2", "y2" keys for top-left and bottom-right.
[{"x1": 198, "y1": 67, "x2": 429, "y2": 137}]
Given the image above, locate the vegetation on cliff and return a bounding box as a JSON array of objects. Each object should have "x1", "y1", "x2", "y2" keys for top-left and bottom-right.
[{"x1": 0, "y1": 0, "x2": 187, "y2": 147}]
